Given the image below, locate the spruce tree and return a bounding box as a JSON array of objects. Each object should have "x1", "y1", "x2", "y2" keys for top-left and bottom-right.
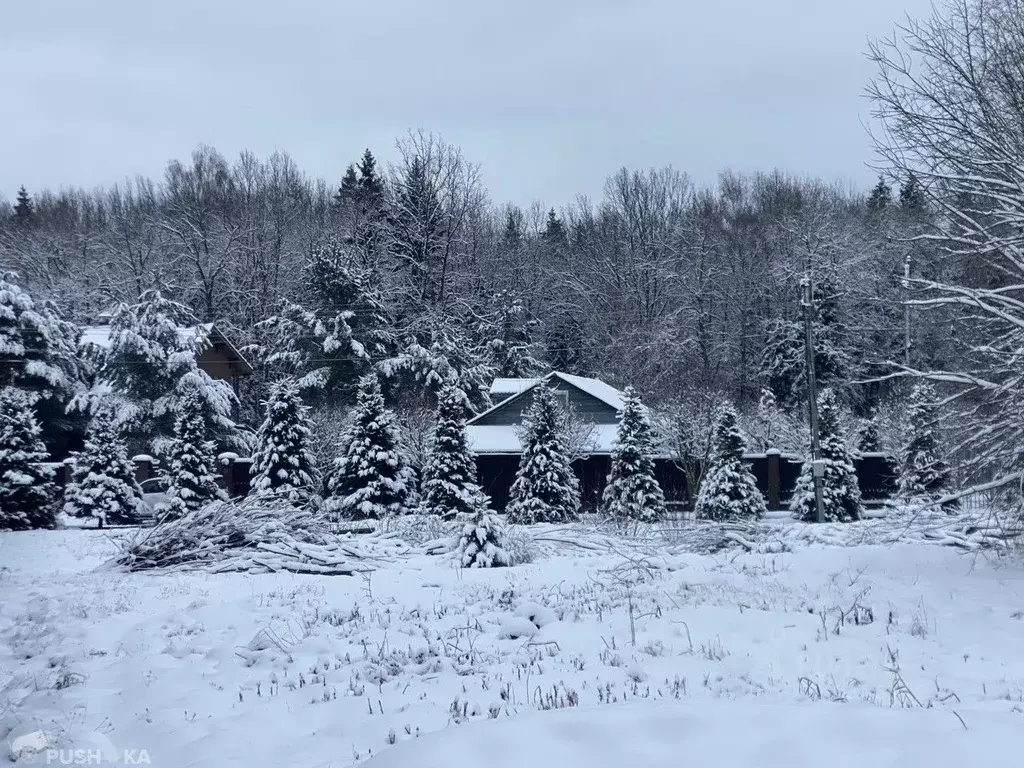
[
  {"x1": 0, "y1": 390, "x2": 56, "y2": 530},
  {"x1": 420, "y1": 384, "x2": 488, "y2": 520},
  {"x1": 13, "y1": 186, "x2": 33, "y2": 224},
  {"x1": 867, "y1": 176, "x2": 892, "y2": 212},
  {"x1": 898, "y1": 381, "x2": 949, "y2": 500},
  {"x1": 506, "y1": 384, "x2": 580, "y2": 524},
  {"x1": 323, "y1": 374, "x2": 416, "y2": 520},
  {"x1": 164, "y1": 386, "x2": 226, "y2": 520},
  {"x1": 601, "y1": 386, "x2": 666, "y2": 523},
  {"x1": 694, "y1": 403, "x2": 766, "y2": 521},
  {"x1": 791, "y1": 389, "x2": 862, "y2": 523},
  {"x1": 250, "y1": 380, "x2": 318, "y2": 503},
  {"x1": 64, "y1": 407, "x2": 143, "y2": 527},
  {"x1": 457, "y1": 509, "x2": 511, "y2": 568},
  {"x1": 856, "y1": 412, "x2": 881, "y2": 454},
  {"x1": 0, "y1": 272, "x2": 88, "y2": 454}
]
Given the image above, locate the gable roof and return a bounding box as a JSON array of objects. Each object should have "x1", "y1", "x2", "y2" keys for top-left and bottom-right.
[
  {"x1": 468, "y1": 371, "x2": 626, "y2": 426},
  {"x1": 79, "y1": 323, "x2": 253, "y2": 375},
  {"x1": 489, "y1": 377, "x2": 543, "y2": 402}
]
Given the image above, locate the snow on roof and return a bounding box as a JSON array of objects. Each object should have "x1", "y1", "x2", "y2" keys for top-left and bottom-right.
[
  {"x1": 79, "y1": 323, "x2": 253, "y2": 375},
  {"x1": 555, "y1": 372, "x2": 625, "y2": 412},
  {"x1": 79, "y1": 323, "x2": 215, "y2": 350},
  {"x1": 489, "y1": 377, "x2": 543, "y2": 400},
  {"x1": 467, "y1": 423, "x2": 621, "y2": 455},
  {"x1": 471, "y1": 372, "x2": 627, "y2": 426}
]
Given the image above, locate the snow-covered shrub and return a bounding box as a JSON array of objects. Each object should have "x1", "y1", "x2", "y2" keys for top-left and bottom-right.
[
  {"x1": 601, "y1": 386, "x2": 666, "y2": 523},
  {"x1": 163, "y1": 385, "x2": 226, "y2": 520},
  {"x1": 695, "y1": 402, "x2": 766, "y2": 522},
  {"x1": 323, "y1": 374, "x2": 417, "y2": 520},
  {"x1": 63, "y1": 407, "x2": 143, "y2": 527},
  {"x1": 507, "y1": 384, "x2": 580, "y2": 524},
  {"x1": 420, "y1": 384, "x2": 489, "y2": 520},
  {"x1": 502, "y1": 523, "x2": 537, "y2": 565},
  {"x1": 898, "y1": 381, "x2": 950, "y2": 502},
  {"x1": 0, "y1": 389, "x2": 57, "y2": 530},
  {"x1": 458, "y1": 510, "x2": 511, "y2": 568},
  {"x1": 791, "y1": 389, "x2": 862, "y2": 523},
  {"x1": 250, "y1": 379, "x2": 318, "y2": 503}
]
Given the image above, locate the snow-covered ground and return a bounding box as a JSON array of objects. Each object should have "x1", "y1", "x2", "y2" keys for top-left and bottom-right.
[{"x1": 1, "y1": 524, "x2": 1022, "y2": 766}]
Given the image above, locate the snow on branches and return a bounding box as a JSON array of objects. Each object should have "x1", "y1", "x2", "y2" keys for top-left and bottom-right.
[
  {"x1": 323, "y1": 374, "x2": 417, "y2": 520},
  {"x1": 420, "y1": 384, "x2": 489, "y2": 520},
  {"x1": 695, "y1": 402, "x2": 766, "y2": 522},
  {"x1": 63, "y1": 406, "x2": 144, "y2": 527},
  {"x1": 507, "y1": 384, "x2": 580, "y2": 524},
  {"x1": 457, "y1": 510, "x2": 510, "y2": 568},
  {"x1": 601, "y1": 386, "x2": 665, "y2": 523},
  {"x1": 164, "y1": 384, "x2": 226, "y2": 520},
  {"x1": 791, "y1": 389, "x2": 862, "y2": 523},
  {"x1": 250, "y1": 380, "x2": 318, "y2": 503},
  {"x1": 0, "y1": 389, "x2": 56, "y2": 530}
]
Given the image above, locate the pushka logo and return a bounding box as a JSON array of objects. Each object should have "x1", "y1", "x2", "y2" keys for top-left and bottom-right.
[{"x1": 7, "y1": 728, "x2": 151, "y2": 764}]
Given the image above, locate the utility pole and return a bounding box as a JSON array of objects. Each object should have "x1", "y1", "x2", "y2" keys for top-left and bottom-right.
[{"x1": 801, "y1": 274, "x2": 826, "y2": 523}]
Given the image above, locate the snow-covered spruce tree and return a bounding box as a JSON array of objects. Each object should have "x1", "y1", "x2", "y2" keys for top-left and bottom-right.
[
  {"x1": 323, "y1": 374, "x2": 417, "y2": 520},
  {"x1": 74, "y1": 290, "x2": 245, "y2": 456},
  {"x1": 64, "y1": 407, "x2": 143, "y2": 527},
  {"x1": 420, "y1": 384, "x2": 489, "y2": 520},
  {"x1": 252, "y1": 240, "x2": 394, "y2": 406},
  {"x1": 458, "y1": 508, "x2": 511, "y2": 568},
  {"x1": 0, "y1": 389, "x2": 57, "y2": 530},
  {"x1": 856, "y1": 412, "x2": 882, "y2": 454},
  {"x1": 163, "y1": 385, "x2": 226, "y2": 520},
  {"x1": 601, "y1": 386, "x2": 666, "y2": 523},
  {"x1": 0, "y1": 272, "x2": 88, "y2": 454},
  {"x1": 250, "y1": 380, "x2": 318, "y2": 503},
  {"x1": 791, "y1": 389, "x2": 862, "y2": 523},
  {"x1": 694, "y1": 403, "x2": 766, "y2": 522},
  {"x1": 898, "y1": 381, "x2": 950, "y2": 501},
  {"x1": 506, "y1": 384, "x2": 581, "y2": 524}
]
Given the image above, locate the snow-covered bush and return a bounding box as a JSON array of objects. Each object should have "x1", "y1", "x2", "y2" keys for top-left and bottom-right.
[
  {"x1": 250, "y1": 380, "x2": 318, "y2": 503},
  {"x1": 63, "y1": 407, "x2": 143, "y2": 527},
  {"x1": 420, "y1": 384, "x2": 489, "y2": 520},
  {"x1": 507, "y1": 384, "x2": 581, "y2": 524},
  {"x1": 163, "y1": 385, "x2": 226, "y2": 520},
  {"x1": 898, "y1": 381, "x2": 950, "y2": 502},
  {"x1": 791, "y1": 389, "x2": 862, "y2": 523},
  {"x1": 0, "y1": 389, "x2": 57, "y2": 530},
  {"x1": 601, "y1": 386, "x2": 666, "y2": 523},
  {"x1": 457, "y1": 510, "x2": 511, "y2": 568},
  {"x1": 695, "y1": 402, "x2": 766, "y2": 521},
  {"x1": 323, "y1": 374, "x2": 417, "y2": 520}
]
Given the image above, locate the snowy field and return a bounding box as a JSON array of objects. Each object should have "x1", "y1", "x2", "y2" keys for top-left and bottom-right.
[{"x1": 2, "y1": 523, "x2": 1023, "y2": 767}]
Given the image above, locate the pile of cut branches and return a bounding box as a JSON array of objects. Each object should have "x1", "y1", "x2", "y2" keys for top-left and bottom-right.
[{"x1": 113, "y1": 495, "x2": 392, "y2": 575}]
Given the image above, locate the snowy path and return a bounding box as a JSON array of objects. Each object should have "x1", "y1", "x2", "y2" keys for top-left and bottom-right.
[{"x1": 1, "y1": 528, "x2": 1023, "y2": 766}]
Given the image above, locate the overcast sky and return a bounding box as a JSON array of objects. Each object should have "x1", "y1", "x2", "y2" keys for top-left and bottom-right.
[{"x1": 1, "y1": 0, "x2": 932, "y2": 209}]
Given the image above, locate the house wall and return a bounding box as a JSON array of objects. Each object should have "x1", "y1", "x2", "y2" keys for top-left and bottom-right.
[
  {"x1": 196, "y1": 345, "x2": 242, "y2": 383},
  {"x1": 472, "y1": 380, "x2": 619, "y2": 426}
]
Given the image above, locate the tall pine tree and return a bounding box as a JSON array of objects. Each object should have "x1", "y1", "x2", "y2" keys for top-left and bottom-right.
[
  {"x1": 506, "y1": 384, "x2": 580, "y2": 524},
  {"x1": 64, "y1": 407, "x2": 144, "y2": 527},
  {"x1": 323, "y1": 374, "x2": 417, "y2": 520},
  {"x1": 0, "y1": 389, "x2": 56, "y2": 530},
  {"x1": 250, "y1": 380, "x2": 318, "y2": 503},
  {"x1": 601, "y1": 387, "x2": 666, "y2": 523},
  {"x1": 898, "y1": 381, "x2": 949, "y2": 501},
  {"x1": 695, "y1": 402, "x2": 766, "y2": 521},
  {"x1": 791, "y1": 389, "x2": 862, "y2": 523},
  {"x1": 420, "y1": 384, "x2": 489, "y2": 520},
  {"x1": 164, "y1": 386, "x2": 226, "y2": 520}
]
